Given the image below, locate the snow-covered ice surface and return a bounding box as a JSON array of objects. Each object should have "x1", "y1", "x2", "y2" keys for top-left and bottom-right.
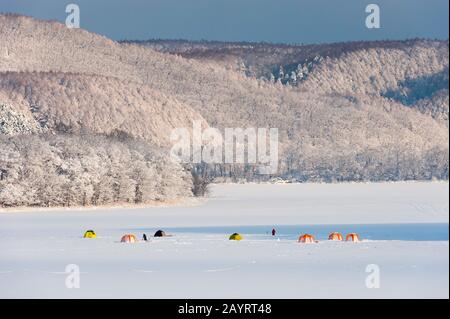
[{"x1": 0, "y1": 182, "x2": 448, "y2": 298}]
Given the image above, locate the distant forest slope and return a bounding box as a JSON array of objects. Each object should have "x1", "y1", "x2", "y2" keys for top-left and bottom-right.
[
  {"x1": 130, "y1": 38, "x2": 449, "y2": 123},
  {"x1": 123, "y1": 38, "x2": 435, "y2": 77}
]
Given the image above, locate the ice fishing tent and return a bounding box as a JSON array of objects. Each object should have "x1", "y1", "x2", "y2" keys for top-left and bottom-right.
[
  {"x1": 154, "y1": 230, "x2": 166, "y2": 237},
  {"x1": 229, "y1": 233, "x2": 243, "y2": 241},
  {"x1": 83, "y1": 230, "x2": 97, "y2": 238},
  {"x1": 346, "y1": 233, "x2": 361, "y2": 242},
  {"x1": 298, "y1": 234, "x2": 316, "y2": 243},
  {"x1": 121, "y1": 234, "x2": 137, "y2": 243},
  {"x1": 328, "y1": 232, "x2": 343, "y2": 241}
]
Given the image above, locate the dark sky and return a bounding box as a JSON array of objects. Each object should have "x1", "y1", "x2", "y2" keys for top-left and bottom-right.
[{"x1": 0, "y1": 0, "x2": 448, "y2": 43}]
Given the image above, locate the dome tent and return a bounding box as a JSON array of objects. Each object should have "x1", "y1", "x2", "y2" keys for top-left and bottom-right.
[
  {"x1": 121, "y1": 234, "x2": 137, "y2": 243},
  {"x1": 346, "y1": 233, "x2": 361, "y2": 242},
  {"x1": 328, "y1": 232, "x2": 343, "y2": 241},
  {"x1": 298, "y1": 234, "x2": 316, "y2": 243},
  {"x1": 83, "y1": 230, "x2": 97, "y2": 238},
  {"x1": 229, "y1": 233, "x2": 243, "y2": 241},
  {"x1": 154, "y1": 230, "x2": 167, "y2": 237}
]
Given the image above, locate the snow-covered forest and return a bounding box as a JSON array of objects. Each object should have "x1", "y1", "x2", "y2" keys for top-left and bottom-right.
[{"x1": 0, "y1": 134, "x2": 192, "y2": 207}]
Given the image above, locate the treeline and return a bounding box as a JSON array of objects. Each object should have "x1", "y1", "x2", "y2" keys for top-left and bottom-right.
[
  {"x1": 0, "y1": 134, "x2": 193, "y2": 208},
  {"x1": 281, "y1": 146, "x2": 449, "y2": 182},
  {"x1": 192, "y1": 144, "x2": 449, "y2": 183}
]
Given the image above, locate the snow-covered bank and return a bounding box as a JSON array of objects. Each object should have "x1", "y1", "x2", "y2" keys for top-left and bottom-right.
[
  {"x1": 0, "y1": 197, "x2": 205, "y2": 214},
  {"x1": 3, "y1": 182, "x2": 447, "y2": 225},
  {"x1": 0, "y1": 182, "x2": 448, "y2": 298}
]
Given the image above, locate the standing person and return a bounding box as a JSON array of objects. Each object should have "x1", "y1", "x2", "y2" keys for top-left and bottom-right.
[
  {"x1": 272, "y1": 228, "x2": 276, "y2": 236},
  {"x1": 143, "y1": 234, "x2": 148, "y2": 241}
]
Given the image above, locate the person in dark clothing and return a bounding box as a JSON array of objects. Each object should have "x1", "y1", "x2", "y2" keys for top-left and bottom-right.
[
  {"x1": 143, "y1": 234, "x2": 148, "y2": 241},
  {"x1": 272, "y1": 228, "x2": 276, "y2": 236}
]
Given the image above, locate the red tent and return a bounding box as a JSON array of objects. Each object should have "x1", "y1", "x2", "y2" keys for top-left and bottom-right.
[
  {"x1": 121, "y1": 234, "x2": 137, "y2": 243},
  {"x1": 328, "y1": 232, "x2": 344, "y2": 241},
  {"x1": 298, "y1": 234, "x2": 316, "y2": 243},
  {"x1": 346, "y1": 233, "x2": 361, "y2": 242}
]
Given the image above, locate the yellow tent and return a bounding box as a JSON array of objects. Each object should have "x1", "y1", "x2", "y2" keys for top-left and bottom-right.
[
  {"x1": 83, "y1": 230, "x2": 97, "y2": 238},
  {"x1": 229, "y1": 233, "x2": 243, "y2": 241}
]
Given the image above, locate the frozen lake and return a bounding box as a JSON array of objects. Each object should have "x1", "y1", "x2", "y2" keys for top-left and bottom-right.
[
  {"x1": 161, "y1": 223, "x2": 449, "y2": 241},
  {"x1": 0, "y1": 182, "x2": 448, "y2": 298}
]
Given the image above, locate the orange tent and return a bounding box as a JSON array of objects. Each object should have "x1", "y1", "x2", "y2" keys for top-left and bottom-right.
[
  {"x1": 346, "y1": 233, "x2": 361, "y2": 242},
  {"x1": 121, "y1": 234, "x2": 137, "y2": 243},
  {"x1": 298, "y1": 234, "x2": 316, "y2": 243},
  {"x1": 328, "y1": 232, "x2": 343, "y2": 241}
]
